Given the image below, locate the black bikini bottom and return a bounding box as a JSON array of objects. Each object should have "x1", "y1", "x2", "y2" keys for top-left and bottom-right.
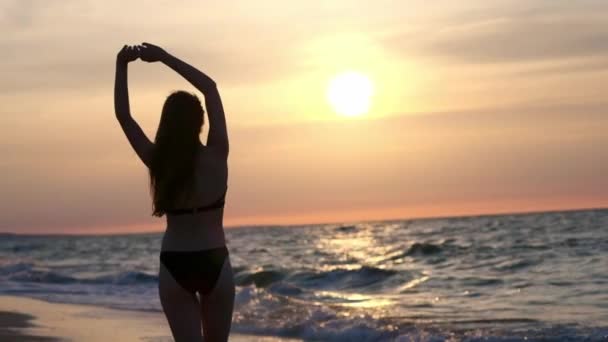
[{"x1": 160, "y1": 246, "x2": 229, "y2": 295}]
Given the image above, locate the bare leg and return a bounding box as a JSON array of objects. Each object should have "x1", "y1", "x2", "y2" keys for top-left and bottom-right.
[
  {"x1": 159, "y1": 262, "x2": 203, "y2": 342},
  {"x1": 199, "y1": 256, "x2": 235, "y2": 342}
]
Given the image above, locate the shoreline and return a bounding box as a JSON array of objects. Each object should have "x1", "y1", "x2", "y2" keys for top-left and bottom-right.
[{"x1": 0, "y1": 295, "x2": 298, "y2": 341}]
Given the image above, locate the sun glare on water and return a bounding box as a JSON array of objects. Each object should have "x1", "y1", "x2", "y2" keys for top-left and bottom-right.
[{"x1": 327, "y1": 71, "x2": 374, "y2": 117}]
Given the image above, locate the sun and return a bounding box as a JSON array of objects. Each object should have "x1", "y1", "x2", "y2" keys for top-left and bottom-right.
[{"x1": 327, "y1": 71, "x2": 374, "y2": 117}]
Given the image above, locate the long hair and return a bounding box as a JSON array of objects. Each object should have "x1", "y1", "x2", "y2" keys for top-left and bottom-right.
[{"x1": 149, "y1": 91, "x2": 204, "y2": 216}]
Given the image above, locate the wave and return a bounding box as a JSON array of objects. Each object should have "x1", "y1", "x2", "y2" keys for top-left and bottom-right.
[
  {"x1": 232, "y1": 314, "x2": 608, "y2": 342},
  {"x1": 10, "y1": 243, "x2": 46, "y2": 253},
  {"x1": 492, "y1": 258, "x2": 539, "y2": 272},
  {"x1": 386, "y1": 242, "x2": 443, "y2": 262},
  {"x1": 0, "y1": 261, "x2": 34, "y2": 275},
  {"x1": 3, "y1": 262, "x2": 399, "y2": 291},
  {"x1": 335, "y1": 225, "x2": 358, "y2": 233},
  {"x1": 289, "y1": 266, "x2": 397, "y2": 290},
  {"x1": 406, "y1": 242, "x2": 443, "y2": 255},
  {"x1": 235, "y1": 270, "x2": 286, "y2": 287},
  {"x1": 4, "y1": 267, "x2": 158, "y2": 285},
  {"x1": 233, "y1": 266, "x2": 398, "y2": 291},
  {"x1": 460, "y1": 276, "x2": 504, "y2": 287}
]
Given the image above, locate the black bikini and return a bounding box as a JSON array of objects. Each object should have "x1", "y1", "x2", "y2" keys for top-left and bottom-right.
[
  {"x1": 160, "y1": 189, "x2": 229, "y2": 295},
  {"x1": 160, "y1": 247, "x2": 229, "y2": 295},
  {"x1": 164, "y1": 188, "x2": 227, "y2": 215}
]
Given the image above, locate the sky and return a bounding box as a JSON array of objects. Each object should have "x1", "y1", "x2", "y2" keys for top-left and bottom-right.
[{"x1": 1, "y1": 0, "x2": 607, "y2": 234}]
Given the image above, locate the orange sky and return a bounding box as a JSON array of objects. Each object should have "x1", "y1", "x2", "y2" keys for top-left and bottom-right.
[{"x1": 1, "y1": 0, "x2": 607, "y2": 234}]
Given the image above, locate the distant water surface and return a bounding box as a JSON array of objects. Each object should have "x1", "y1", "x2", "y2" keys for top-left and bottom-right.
[{"x1": 1, "y1": 209, "x2": 607, "y2": 341}]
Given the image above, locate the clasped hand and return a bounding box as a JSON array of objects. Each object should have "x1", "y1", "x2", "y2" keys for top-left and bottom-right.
[{"x1": 117, "y1": 42, "x2": 167, "y2": 64}]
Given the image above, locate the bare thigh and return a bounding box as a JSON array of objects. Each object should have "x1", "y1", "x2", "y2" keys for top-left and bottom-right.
[
  {"x1": 158, "y1": 262, "x2": 203, "y2": 342},
  {"x1": 199, "y1": 256, "x2": 235, "y2": 342}
]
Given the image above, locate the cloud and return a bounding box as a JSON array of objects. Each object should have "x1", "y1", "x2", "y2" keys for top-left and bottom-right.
[
  {"x1": 386, "y1": 2, "x2": 608, "y2": 64},
  {"x1": 0, "y1": 0, "x2": 47, "y2": 29},
  {"x1": 508, "y1": 57, "x2": 608, "y2": 77},
  {"x1": 0, "y1": 34, "x2": 302, "y2": 95},
  {"x1": 0, "y1": 0, "x2": 319, "y2": 96}
]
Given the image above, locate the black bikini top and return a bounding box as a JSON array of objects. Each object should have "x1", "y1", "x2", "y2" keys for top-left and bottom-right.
[{"x1": 165, "y1": 187, "x2": 227, "y2": 215}]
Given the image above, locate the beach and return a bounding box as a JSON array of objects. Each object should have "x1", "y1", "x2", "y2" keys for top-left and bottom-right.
[{"x1": 0, "y1": 295, "x2": 297, "y2": 341}]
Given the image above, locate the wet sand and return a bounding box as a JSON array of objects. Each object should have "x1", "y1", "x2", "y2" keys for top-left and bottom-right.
[
  {"x1": 0, "y1": 311, "x2": 59, "y2": 341},
  {"x1": 0, "y1": 296, "x2": 298, "y2": 341}
]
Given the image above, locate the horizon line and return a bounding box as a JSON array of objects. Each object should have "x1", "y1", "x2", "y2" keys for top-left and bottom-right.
[{"x1": 1, "y1": 205, "x2": 606, "y2": 237}]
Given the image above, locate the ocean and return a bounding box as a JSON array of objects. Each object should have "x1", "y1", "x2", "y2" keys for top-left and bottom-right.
[{"x1": 1, "y1": 209, "x2": 607, "y2": 341}]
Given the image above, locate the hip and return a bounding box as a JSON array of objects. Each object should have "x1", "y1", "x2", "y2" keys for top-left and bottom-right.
[{"x1": 161, "y1": 222, "x2": 227, "y2": 252}]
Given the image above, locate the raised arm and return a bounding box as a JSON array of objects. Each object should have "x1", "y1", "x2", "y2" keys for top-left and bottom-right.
[
  {"x1": 139, "y1": 43, "x2": 229, "y2": 156},
  {"x1": 114, "y1": 45, "x2": 154, "y2": 166}
]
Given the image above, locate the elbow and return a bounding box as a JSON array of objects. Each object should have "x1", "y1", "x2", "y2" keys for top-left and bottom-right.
[
  {"x1": 216, "y1": 140, "x2": 229, "y2": 157},
  {"x1": 114, "y1": 110, "x2": 132, "y2": 123},
  {"x1": 201, "y1": 78, "x2": 218, "y2": 94},
  {"x1": 217, "y1": 141, "x2": 229, "y2": 156}
]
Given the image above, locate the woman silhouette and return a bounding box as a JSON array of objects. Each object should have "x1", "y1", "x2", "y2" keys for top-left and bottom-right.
[{"x1": 115, "y1": 43, "x2": 234, "y2": 341}]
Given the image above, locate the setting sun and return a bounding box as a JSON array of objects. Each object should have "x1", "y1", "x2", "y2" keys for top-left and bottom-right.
[{"x1": 327, "y1": 71, "x2": 374, "y2": 117}]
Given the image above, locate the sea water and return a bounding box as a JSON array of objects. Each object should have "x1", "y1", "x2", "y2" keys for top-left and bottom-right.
[{"x1": 1, "y1": 209, "x2": 607, "y2": 341}]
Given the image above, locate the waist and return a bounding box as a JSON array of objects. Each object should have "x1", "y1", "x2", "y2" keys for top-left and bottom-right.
[
  {"x1": 165, "y1": 202, "x2": 225, "y2": 215},
  {"x1": 160, "y1": 245, "x2": 228, "y2": 258},
  {"x1": 162, "y1": 220, "x2": 226, "y2": 252},
  {"x1": 166, "y1": 207, "x2": 224, "y2": 226}
]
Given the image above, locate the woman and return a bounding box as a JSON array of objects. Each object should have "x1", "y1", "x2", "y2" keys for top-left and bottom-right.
[{"x1": 114, "y1": 43, "x2": 234, "y2": 342}]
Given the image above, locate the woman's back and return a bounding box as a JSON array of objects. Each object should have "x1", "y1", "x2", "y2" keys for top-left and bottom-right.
[{"x1": 162, "y1": 145, "x2": 229, "y2": 251}]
